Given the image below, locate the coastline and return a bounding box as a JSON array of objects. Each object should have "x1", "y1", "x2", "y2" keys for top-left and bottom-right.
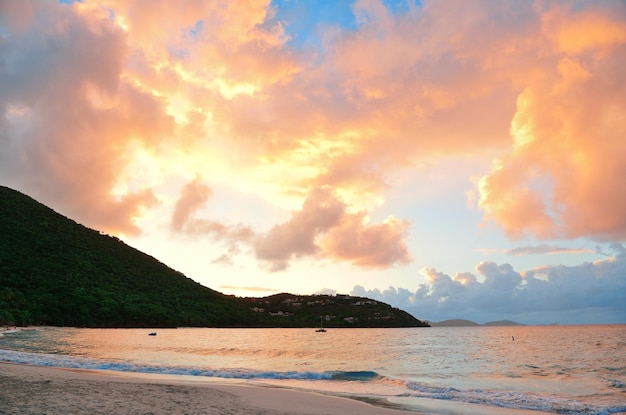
[
  {"x1": 2, "y1": 326, "x2": 623, "y2": 415},
  {"x1": 0, "y1": 362, "x2": 565, "y2": 415},
  {"x1": 1, "y1": 326, "x2": 27, "y2": 336},
  {"x1": 0, "y1": 362, "x2": 419, "y2": 415}
]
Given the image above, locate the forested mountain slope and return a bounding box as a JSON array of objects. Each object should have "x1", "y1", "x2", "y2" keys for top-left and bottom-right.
[{"x1": 0, "y1": 186, "x2": 428, "y2": 328}]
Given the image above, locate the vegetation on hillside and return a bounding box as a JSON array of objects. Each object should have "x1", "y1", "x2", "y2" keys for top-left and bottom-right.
[
  {"x1": 0, "y1": 186, "x2": 428, "y2": 328},
  {"x1": 242, "y1": 292, "x2": 426, "y2": 328},
  {"x1": 0, "y1": 186, "x2": 255, "y2": 327}
]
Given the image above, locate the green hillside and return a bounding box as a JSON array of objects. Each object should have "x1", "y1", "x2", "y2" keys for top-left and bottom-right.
[
  {"x1": 0, "y1": 186, "x2": 428, "y2": 328},
  {"x1": 242, "y1": 292, "x2": 425, "y2": 328}
]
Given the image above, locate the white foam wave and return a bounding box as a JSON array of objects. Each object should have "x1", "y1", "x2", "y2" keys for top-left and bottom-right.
[
  {"x1": 405, "y1": 381, "x2": 626, "y2": 415},
  {"x1": 0, "y1": 349, "x2": 376, "y2": 382}
]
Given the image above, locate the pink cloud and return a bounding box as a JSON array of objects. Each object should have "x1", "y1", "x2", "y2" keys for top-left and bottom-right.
[
  {"x1": 253, "y1": 187, "x2": 411, "y2": 271},
  {"x1": 476, "y1": 2, "x2": 626, "y2": 241},
  {"x1": 504, "y1": 245, "x2": 593, "y2": 256},
  {"x1": 320, "y1": 213, "x2": 411, "y2": 269},
  {"x1": 253, "y1": 188, "x2": 345, "y2": 271},
  {"x1": 171, "y1": 176, "x2": 212, "y2": 232},
  {"x1": 0, "y1": 0, "x2": 34, "y2": 34},
  {"x1": 0, "y1": 1, "x2": 173, "y2": 236},
  {"x1": 3, "y1": 0, "x2": 625, "y2": 267},
  {"x1": 169, "y1": 183, "x2": 411, "y2": 272},
  {"x1": 170, "y1": 178, "x2": 255, "y2": 249},
  {"x1": 209, "y1": 0, "x2": 546, "y2": 205}
]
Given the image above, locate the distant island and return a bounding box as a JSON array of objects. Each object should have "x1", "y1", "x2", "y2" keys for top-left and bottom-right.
[
  {"x1": 429, "y1": 319, "x2": 525, "y2": 327},
  {"x1": 0, "y1": 186, "x2": 428, "y2": 329}
]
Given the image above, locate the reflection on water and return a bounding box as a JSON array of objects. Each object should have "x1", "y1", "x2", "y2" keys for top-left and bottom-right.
[{"x1": 1, "y1": 325, "x2": 625, "y2": 414}]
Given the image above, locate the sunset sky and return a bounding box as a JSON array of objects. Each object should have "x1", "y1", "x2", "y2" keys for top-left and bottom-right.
[{"x1": 1, "y1": 0, "x2": 625, "y2": 325}]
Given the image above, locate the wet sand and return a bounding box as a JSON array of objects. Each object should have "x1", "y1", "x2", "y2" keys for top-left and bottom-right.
[
  {"x1": 0, "y1": 362, "x2": 418, "y2": 415},
  {"x1": 1, "y1": 328, "x2": 610, "y2": 415}
]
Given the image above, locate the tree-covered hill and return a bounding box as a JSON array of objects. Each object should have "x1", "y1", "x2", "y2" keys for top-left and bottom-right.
[
  {"x1": 242, "y1": 292, "x2": 426, "y2": 328},
  {"x1": 0, "y1": 185, "x2": 428, "y2": 328},
  {"x1": 0, "y1": 186, "x2": 256, "y2": 327}
]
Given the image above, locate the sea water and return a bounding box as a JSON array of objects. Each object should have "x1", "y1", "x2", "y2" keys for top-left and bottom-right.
[{"x1": 1, "y1": 325, "x2": 624, "y2": 414}]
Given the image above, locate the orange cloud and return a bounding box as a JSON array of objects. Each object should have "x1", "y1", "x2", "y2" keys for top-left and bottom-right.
[
  {"x1": 98, "y1": 0, "x2": 299, "y2": 112},
  {"x1": 3, "y1": 0, "x2": 625, "y2": 268},
  {"x1": 253, "y1": 188, "x2": 345, "y2": 271},
  {"x1": 253, "y1": 187, "x2": 411, "y2": 271},
  {"x1": 476, "y1": 2, "x2": 626, "y2": 240},
  {"x1": 0, "y1": 1, "x2": 172, "y2": 235},
  {"x1": 170, "y1": 176, "x2": 212, "y2": 232},
  {"x1": 320, "y1": 213, "x2": 411, "y2": 269},
  {"x1": 208, "y1": 0, "x2": 555, "y2": 211},
  {"x1": 542, "y1": 2, "x2": 626, "y2": 55},
  {"x1": 170, "y1": 178, "x2": 255, "y2": 248}
]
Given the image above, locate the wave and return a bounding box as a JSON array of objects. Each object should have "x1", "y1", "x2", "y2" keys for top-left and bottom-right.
[
  {"x1": 329, "y1": 370, "x2": 379, "y2": 381},
  {"x1": 405, "y1": 381, "x2": 626, "y2": 415},
  {"x1": 0, "y1": 349, "x2": 378, "y2": 382},
  {"x1": 2, "y1": 349, "x2": 624, "y2": 415}
]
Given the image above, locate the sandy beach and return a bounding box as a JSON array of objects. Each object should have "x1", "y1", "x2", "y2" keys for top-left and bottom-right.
[
  {"x1": 2, "y1": 326, "x2": 622, "y2": 415},
  {"x1": 0, "y1": 362, "x2": 417, "y2": 415}
]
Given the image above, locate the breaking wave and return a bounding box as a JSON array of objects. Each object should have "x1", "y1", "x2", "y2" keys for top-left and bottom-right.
[{"x1": 0, "y1": 349, "x2": 379, "y2": 382}]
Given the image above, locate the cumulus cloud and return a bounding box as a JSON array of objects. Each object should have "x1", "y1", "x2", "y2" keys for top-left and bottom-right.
[
  {"x1": 2, "y1": 0, "x2": 625, "y2": 278},
  {"x1": 170, "y1": 176, "x2": 212, "y2": 232},
  {"x1": 352, "y1": 249, "x2": 626, "y2": 324},
  {"x1": 320, "y1": 213, "x2": 411, "y2": 268},
  {"x1": 168, "y1": 182, "x2": 411, "y2": 271},
  {"x1": 0, "y1": 0, "x2": 171, "y2": 235},
  {"x1": 170, "y1": 177, "x2": 254, "y2": 245},
  {"x1": 253, "y1": 187, "x2": 411, "y2": 271},
  {"x1": 475, "y1": 1, "x2": 626, "y2": 241},
  {"x1": 0, "y1": 0, "x2": 293, "y2": 236},
  {"x1": 253, "y1": 188, "x2": 345, "y2": 271}
]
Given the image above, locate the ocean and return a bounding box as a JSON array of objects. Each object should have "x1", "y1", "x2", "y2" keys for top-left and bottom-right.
[{"x1": 1, "y1": 325, "x2": 624, "y2": 414}]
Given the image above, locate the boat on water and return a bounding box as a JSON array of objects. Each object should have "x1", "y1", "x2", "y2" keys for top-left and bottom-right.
[
  {"x1": 316, "y1": 316, "x2": 326, "y2": 332},
  {"x1": 148, "y1": 332, "x2": 157, "y2": 336}
]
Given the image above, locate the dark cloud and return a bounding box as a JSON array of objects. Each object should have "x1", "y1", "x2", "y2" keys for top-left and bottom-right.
[{"x1": 352, "y1": 249, "x2": 626, "y2": 324}]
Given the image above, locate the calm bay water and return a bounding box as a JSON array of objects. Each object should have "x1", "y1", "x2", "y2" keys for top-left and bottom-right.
[{"x1": 1, "y1": 325, "x2": 625, "y2": 414}]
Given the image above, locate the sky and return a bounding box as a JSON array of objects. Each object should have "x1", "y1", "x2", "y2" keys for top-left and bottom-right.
[{"x1": 1, "y1": 0, "x2": 625, "y2": 325}]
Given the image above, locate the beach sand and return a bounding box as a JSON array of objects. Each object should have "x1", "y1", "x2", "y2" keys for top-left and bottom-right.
[
  {"x1": 1, "y1": 363, "x2": 607, "y2": 415},
  {"x1": 0, "y1": 362, "x2": 418, "y2": 415}
]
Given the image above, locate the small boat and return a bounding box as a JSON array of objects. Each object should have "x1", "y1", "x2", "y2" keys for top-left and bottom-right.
[
  {"x1": 316, "y1": 316, "x2": 326, "y2": 333},
  {"x1": 148, "y1": 332, "x2": 157, "y2": 336}
]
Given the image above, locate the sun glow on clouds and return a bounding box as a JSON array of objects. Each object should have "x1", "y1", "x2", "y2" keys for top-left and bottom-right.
[{"x1": 1, "y1": 0, "x2": 625, "y2": 323}]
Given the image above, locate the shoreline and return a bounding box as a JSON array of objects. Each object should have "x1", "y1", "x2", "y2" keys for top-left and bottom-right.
[
  {"x1": 3, "y1": 326, "x2": 621, "y2": 415},
  {"x1": 0, "y1": 362, "x2": 562, "y2": 415},
  {"x1": 0, "y1": 362, "x2": 420, "y2": 415}
]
